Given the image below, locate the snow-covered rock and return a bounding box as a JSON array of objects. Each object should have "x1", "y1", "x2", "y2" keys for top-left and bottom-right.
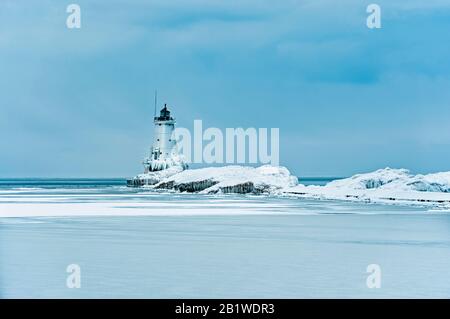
[
  {"x1": 406, "y1": 172, "x2": 450, "y2": 193},
  {"x1": 286, "y1": 168, "x2": 450, "y2": 207},
  {"x1": 131, "y1": 165, "x2": 450, "y2": 208},
  {"x1": 325, "y1": 168, "x2": 411, "y2": 190},
  {"x1": 322, "y1": 168, "x2": 450, "y2": 193},
  {"x1": 154, "y1": 165, "x2": 298, "y2": 194}
]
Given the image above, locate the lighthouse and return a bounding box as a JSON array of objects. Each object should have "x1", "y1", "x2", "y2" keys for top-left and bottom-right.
[
  {"x1": 127, "y1": 103, "x2": 187, "y2": 187},
  {"x1": 143, "y1": 104, "x2": 187, "y2": 173}
]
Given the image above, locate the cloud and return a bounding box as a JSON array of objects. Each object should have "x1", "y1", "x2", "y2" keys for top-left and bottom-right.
[{"x1": 1, "y1": 0, "x2": 450, "y2": 176}]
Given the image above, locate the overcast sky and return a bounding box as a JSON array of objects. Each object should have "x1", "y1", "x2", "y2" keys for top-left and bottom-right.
[{"x1": 1, "y1": 0, "x2": 450, "y2": 178}]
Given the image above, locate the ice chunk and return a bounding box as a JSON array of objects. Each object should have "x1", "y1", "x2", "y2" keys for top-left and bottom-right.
[
  {"x1": 406, "y1": 172, "x2": 450, "y2": 193},
  {"x1": 326, "y1": 168, "x2": 411, "y2": 190},
  {"x1": 286, "y1": 168, "x2": 450, "y2": 207}
]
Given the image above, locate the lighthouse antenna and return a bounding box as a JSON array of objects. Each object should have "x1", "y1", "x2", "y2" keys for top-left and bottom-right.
[{"x1": 154, "y1": 90, "x2": 157, "y2": 118}]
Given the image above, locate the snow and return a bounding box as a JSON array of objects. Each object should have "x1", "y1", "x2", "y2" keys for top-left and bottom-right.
[
  {"x1": 138, "y1": 166, "x2": 450, "y2": 206},
  {"x1": 154, "y1": 165, "x2": 299, "y2": 194},
  {"x1": 325, "y1": 168, "x2": 411, "y2": 190},
  {"x1": 144, "y1": 154, "x2": 188, "y2": 172},
  {"x1": 136, "y1": 165, "x2": 184, "y2": 183},
  {"x1": 0, "y1": 200, "x2": 287, "y2": 218},
  {"x1": 322, "y1": 167, "x2": 450, "y2": 193},
  {"x1": 2, "y1": 167, "x2": 450, "y2": 219},
  {"x1": 406, "y1": 172, "x2": 450, "y2": 193},
  {"x1": 286, "y1": 168, "x2": 450, "y2": 207}
]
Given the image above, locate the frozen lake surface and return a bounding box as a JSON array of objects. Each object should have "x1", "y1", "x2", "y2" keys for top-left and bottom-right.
[{"x1": 0, "y1": 179, "x2": 449, "y2": 298}]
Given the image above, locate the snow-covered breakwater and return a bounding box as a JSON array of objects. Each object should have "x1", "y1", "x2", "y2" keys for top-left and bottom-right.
[
  {"x1": 132, "y1": 165, "x2": 450, "y2": 208},
  {"x1": 154, "y1": 165, "x2": 298, "y2": 194}
]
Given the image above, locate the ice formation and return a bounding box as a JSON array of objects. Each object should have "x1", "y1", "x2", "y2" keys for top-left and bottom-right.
[
  {"x1": 318, "y1": 168, "x2": 450, "y2": 193},
  {"x1": 143, "y1": 154, "x2": 188, "y2": 173},
  {"x1": 134, "y1": 166, "x2": 185, "y2": 186},
  {"x1": 287, "y1": 168, "x2": 450, "y2": 207},
  {"x1": 154, "y1": 165, "x2": 298, "y2": 194}
]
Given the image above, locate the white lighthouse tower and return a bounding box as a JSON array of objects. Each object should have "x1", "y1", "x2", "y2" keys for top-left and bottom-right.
[
  {"x1": 127, "y1": 102, "x2": 187, "y2": 187},
  {"x1": 143, "y1": 103, "x2": 187, "y2": 173}
]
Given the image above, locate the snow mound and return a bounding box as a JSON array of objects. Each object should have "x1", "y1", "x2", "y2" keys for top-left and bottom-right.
[
  {"x1": 325, "y1": 168, "x2": 450, "y2": 193},
  {"x1": 286, "y1": 168, "x2": 450, "y2": 207},
  {"x1": 326, "y1": 168, "x2": 411, "y2": 190},
  {"x1": 405, "y1": 172, "x2": 450, "y2": 193},
  {"x1": 154, "y1": 165, "x2": 298, "y2": 194}
]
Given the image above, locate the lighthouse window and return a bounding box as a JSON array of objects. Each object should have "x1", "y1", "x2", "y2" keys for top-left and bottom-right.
[{"x1": 157, "y1": 139, "x2": 159, "y2": 141}]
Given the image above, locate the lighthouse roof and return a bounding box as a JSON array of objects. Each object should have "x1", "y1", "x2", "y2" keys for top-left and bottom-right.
[{"x1": 155, "y1": 104, "x2": 174, "y2": 121}]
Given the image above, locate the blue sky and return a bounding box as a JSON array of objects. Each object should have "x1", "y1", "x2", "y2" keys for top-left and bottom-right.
[{"x1": 1, "y1": 0, "x2": 450, "y2": 177}]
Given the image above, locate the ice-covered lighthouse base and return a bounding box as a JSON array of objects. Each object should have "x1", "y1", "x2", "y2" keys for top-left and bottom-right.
[
  {"x1": 127, "y1": 166, "x2": 183, "y2": 187},
  {"x1": 145, "y1": 155, "x2": 188, "y2": 172},
  {"x1": 127, "y1": 152, "x2": 188, "y2": 187}
]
